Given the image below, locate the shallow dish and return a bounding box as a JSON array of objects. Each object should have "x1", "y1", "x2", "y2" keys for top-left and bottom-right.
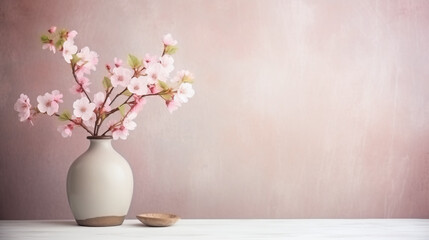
[{"x1": 136, "y1": 213, "x2": 180, "y2": 227}]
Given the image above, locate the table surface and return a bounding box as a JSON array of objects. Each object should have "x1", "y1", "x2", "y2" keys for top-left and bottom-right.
[{"x1": 1, "y1": 219, "x2": 428, "y2": 240}]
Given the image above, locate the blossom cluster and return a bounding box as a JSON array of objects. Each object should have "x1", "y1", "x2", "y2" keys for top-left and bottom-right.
[{"x1": 14, "y1": 27, "x2": 195, "y2": 140}]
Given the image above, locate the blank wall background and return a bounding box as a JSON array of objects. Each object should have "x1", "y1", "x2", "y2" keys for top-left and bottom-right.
[{"x1": 1, "y1": 0, "x2": 429, "y2": 219}]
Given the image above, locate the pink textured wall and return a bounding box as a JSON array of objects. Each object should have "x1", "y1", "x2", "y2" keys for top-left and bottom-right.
[{"x1": 1, "y1": 0, "x2": 429, "y2": 219}]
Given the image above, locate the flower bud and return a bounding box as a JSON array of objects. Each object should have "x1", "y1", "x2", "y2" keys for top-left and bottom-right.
[
  {"x1": 48, "y1": 26, "x2": 57, "y2": 34},
  {"x1": 74, "y1": 117, "x2": 82, "y2": 124}
]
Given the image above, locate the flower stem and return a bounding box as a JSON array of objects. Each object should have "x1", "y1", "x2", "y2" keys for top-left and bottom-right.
[
  {"x1": 94, "y1": 87, "x2": 114, "y2": 135},
  {"x1": 71, "y1": 63, "x2": 91, "y2": 102},
  {"x1": 100, "y1": 90, "x2": 172, "y2": 136},
  {"x1": 54, "y1": 113, "x2": 93, "y2": 135},
  {"x1": 78, "y1": 121, "x2": 94, "y2": 136},
  {"x1": 103, "y1": 88, "x2": 114, "y2": 108},
  {"x1": 109, "y1": 88, "x2": 127, "y2": 106}
]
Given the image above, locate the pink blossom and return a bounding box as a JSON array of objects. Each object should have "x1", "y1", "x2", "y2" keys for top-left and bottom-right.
[
  {"x1": 111, "y1": 66, "x2": 133, "y2": 87},
  {"x1": 148, "y1": 83, "x2": 164, "y2": 94},
  {"x1": 166, "y1": 98, "x2": 182, "y2": 113},
  {"x1": 57, "y1": 123, "x2": 74, "y2": 138},
  {"x1": 127, "y1": 76, "x2": 149, "y2": 96},
  {"x1": 42, "y1": 41, "x2": 56, "y2": 54},
  {"x1": 123, "y1": 112, "x2": 137, "y2": 131},
  {"x1": 143, "y1": 54, "x2": 158, "y2": 68},
  {"x1": 37, "y1": 92, "x2": 60, "y2": 116},
  {"x1": 112, "y1": 125, "x2": 129, "y2": 140},
  {"x1": 159, "y1": 55, "x2": 174, "y2": 75},
  {"x1": 71, "y1": 115, "x2": 82, "y2": 124},
  {"x1": 77, "y1": 47, "x2": 99, "y2": 74},
  {"x1": 70, "y1": 84, "x2": 88, "y2": 95},
  {"x1": 93, "y1": 92, "x2": 111, "y2": 112},
  {"x1": 131, "y1": 95, "x2": 146, "y2": 113},
  {"x1": 67, "y1": 30, "x2": 78, "y2": 42},
  {"x1": 62, "y1": 40, "x2": 77, "y2": 63},
  {"x1": 26, "y1": 109, "x2": 37, "y2": 126},
  {"x1": 145, "y1": 62, "x2": 168, "y2": 84},
  {"x1": 163, "y1": 33, "x2": 177, "y2": 46},
  {"x1": 78, "y1": 76, "x2": 91, "y2": 86},
  {"x1": 70, "y1": 76, "x2": 91, "y2": 95},
  {"x1": 83, "y1": 112, "x2": 96, "y2": 128},
  {"x1": 114, "y1": 57, "x2": 123, "y2": 67},
  {"x1": 14, "y1": 94, "x2": 32, "y2": 122},
  {"x1": 48, "y1": 26, "x2": 57, "y2": 34},
  {"x1": 73, "y1": 97, "x2": 96, "y2": 121},
  {"x1": 172, "y1": 70, "x2": 194, "y2": 83},
  {"x1": 74, "y1": 67, "x2": 86, "y2": 78},
  {"x1": 51, "y1": 90, "x2": 63, "y2": 103},
  {"x1": 176, "y1": 83, "x2": 195, "y2": 103}
]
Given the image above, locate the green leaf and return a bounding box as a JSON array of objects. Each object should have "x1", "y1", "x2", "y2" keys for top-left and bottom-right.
[
  {"x1": 118, "y1": 104, "x2": 126, "y2": 116},
  {"x1": 58, "y1": 110, "x2": 71, "y2": 121},
  {"x1": 59, "y1": 29, "x2": 68, "y2": 38},
  {"x1": 160, "y1": 93, "x2": 173, "y2": 101},
  {"x1": 158, "y1": 80, "x2": 169, "y2": 90},
  {"x1": 102, "y1": 77, "x2": 112, "y2": 89},
  {"x1": 127, "y1": 54, "x2": 142, "y2": 68},
  {"x1": 183, "y1": 75, "x2": 194, "y2": 83},
  {"x1": 164, "y1": 45, "x2": 178, "y2": 55},
  {"x1": 41, "y1": 35, "x2": 50, "y2": 43},
  {"x1": 55, "y1": 38, "x2": 65, "y2": 48},
  {"x1": 71, "y1": 55, "x2": 80, "y2": 65},
  {"x1": 122, "y1": 89, "x2": 133, "y2": 96}
]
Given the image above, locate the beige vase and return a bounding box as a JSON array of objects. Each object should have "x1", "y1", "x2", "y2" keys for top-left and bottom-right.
[{"x1": 67, "y1": 136, "x2": 134, "y2": 227}]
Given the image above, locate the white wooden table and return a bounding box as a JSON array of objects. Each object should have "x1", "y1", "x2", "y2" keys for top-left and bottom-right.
[{"x1": 1, "y1": 219, "x2": 428, "y2": 239}]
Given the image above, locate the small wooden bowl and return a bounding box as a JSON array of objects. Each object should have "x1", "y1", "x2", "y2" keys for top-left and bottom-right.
[{"x1": 136, "y1": 213, "x2": 179, "y2": 227}]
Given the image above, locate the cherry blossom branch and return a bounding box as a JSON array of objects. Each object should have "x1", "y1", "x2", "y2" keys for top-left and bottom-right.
[
  {"x1": 113, "y1": 105, "x2": 134, "y2": 128},
  {"x1": 54, "y1": 113, "x2": 93, "y2": 135},
  {"x1": 104, "y1": 100, "x2": 133, "y2": 117},
  {"x1": 21, "y1": 29, "x2": 195, "y2": 139},
  {"x1": 94, "y1": 118, "x2": 102, "y2": 135},
  {"x1": 135, "y1": 66, "x2": 146, "y2": 76},
  {"x1": 109, "y1": 88, "x2": 127, "y2": 106},
  {"x1": 100, "y1": 125, "x2": 113, "y2": 136},
  {"x1": 100, "y1": 90, "x2": 172, "y2": 136},
  {"x1": 103, "y1": 88, "x2": 114, "y2": 108},
  {"x1": 103, "y1": 93, "x2": 134, "y2": 121},
  {"x1": 106, "y1": 90, "x2": 169, "y2": 117},
  {"x1": 108, "y1": 67, "x2": 146, "y2": 107},
  {"x1": 96, "y1": 95, "x2": 133, "y2": 135},
  {"x1": 70, "y1": 63, "x2": 91, "y2": 102},
  {"x1": 144, "y1": 91, "x2": 173, "y2": 98},
  {"x1": 93, "y1": 117, "x2": 99, "y2": 136},
  {"x1": 72, "y1": 120, "x2": 93, "y2": 136},
  {"x1": 100, "y1": 106, "x2": 133, "y2": 136},
  {"x1": 93, "y1": 87, "x2": 114, "y2": 135}
]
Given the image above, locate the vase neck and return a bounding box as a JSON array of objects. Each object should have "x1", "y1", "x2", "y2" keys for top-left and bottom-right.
[{"x1": 88, "y1": 138, "x2": 113, "y2": 148}]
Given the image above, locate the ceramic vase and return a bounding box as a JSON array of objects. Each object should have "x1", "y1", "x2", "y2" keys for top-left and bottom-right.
[{"x1": 66, "y1": 136, "x2": 133, "y2": 227}]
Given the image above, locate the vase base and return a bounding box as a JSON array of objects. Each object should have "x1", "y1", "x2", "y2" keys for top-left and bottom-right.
[{"x1": 76, "y1": 216, "x2": 125, "y2": 227}]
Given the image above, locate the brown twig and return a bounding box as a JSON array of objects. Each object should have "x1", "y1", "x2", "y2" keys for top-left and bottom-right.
[
  {"x1": 100, "y1": 90, "x2": 172, "y2": 136},
  {"x1": 54, "y1": 113, "x2": 93, "y2": 135},
  {"x1": 109, "y1": 88, "x2": 127, "y2": 106},
  {"x1": 71, "y1": 63, "x2": 91, "y2": 102},
  {"x1": 94, "y1": 87, "x2": 114, "y2": 135}
]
